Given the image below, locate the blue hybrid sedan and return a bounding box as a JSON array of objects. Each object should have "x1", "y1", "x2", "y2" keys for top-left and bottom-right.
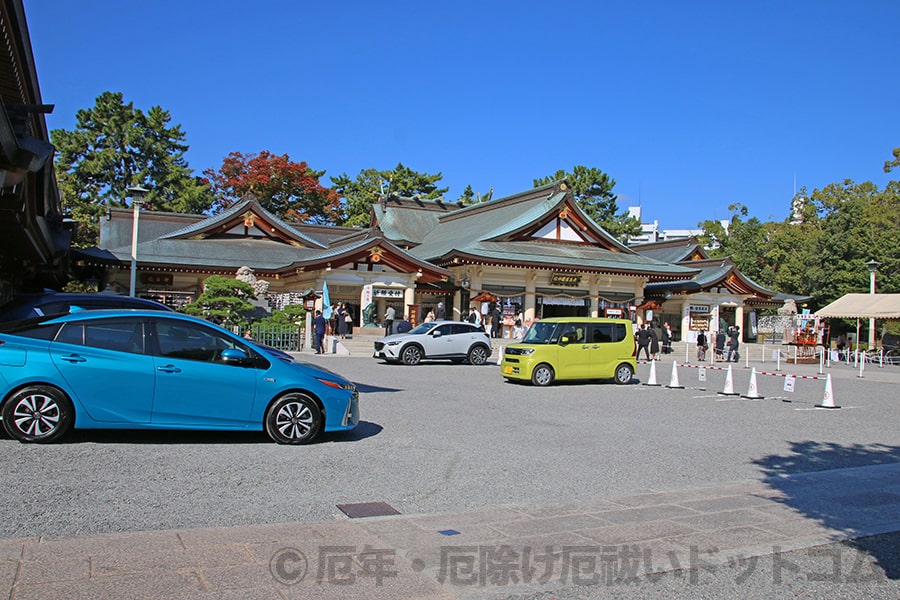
[{"x1": 0, "y1": 310, "x2": 359, "y2": 444}]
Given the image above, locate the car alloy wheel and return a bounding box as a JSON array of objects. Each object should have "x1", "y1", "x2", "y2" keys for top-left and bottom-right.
[
  {"x1": 531, "y1": 364, "x2": 554, "y2": 387},
  {"x1": 265, "y1": 393, "x2": 322, "y2": 444},
  {"x1": 467, "y1": 345, "x2": 489, "y2": 365},
  {"x1": 2, "y1": 385, "x2": 73, "y2": 443},
  {"x1": 401, "y1": 345, "x2": 423, "y2": 365},
  {"x1": 614, "y1": 364, "x2": 634, "y2": 385}
]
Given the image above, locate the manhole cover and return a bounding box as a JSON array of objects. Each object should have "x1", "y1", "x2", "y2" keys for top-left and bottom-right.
[{"x1": 336, "y1": 501, "x2": 401, "y2": 518}]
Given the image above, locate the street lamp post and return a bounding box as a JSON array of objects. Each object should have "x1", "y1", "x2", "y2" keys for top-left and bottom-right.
[
  {"x1": 127, "y1": 185, "x2": 149, "y2": 297},
  {"x1": 866, "y1": 259, "x2": 880, "y2": 350}
]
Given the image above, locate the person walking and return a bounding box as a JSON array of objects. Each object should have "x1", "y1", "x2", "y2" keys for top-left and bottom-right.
[
  {"x1": 696, "y1": 330, "x2": 707, "y2": 361},
  {"x1": 727, "y1": 325, "x2": 741, "y2": 362},
  {"x1": 649, "y1": 326, "x2": 661, "y2": 360},
  {"x1": 383, "y1": 304, "x2": 395, "y2": 335},
  {"x1": 434, "y1": 302, "x2": 446, "y2": 320},
  {"x1": 313, "y1": 310, "x2": 327, "y2": 354},
  {"x1": 636, "y1": 324, "x2": 651, "y2": 361}
]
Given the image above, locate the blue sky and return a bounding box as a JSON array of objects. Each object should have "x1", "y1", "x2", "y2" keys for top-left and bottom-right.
[{"x1": 25, "y1": 1, "x2": 900, "y2": 229}]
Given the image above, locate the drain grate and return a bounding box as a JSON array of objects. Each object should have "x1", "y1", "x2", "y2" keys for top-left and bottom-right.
[{"x1": 336, "y1": 501, "x2": 401, "y2": 518}]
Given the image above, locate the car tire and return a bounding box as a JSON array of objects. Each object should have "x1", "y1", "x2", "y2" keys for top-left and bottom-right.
[
  {"x1": 400, "y1": 345, "x2": 423, "y2": 366},
  {"x1": 531, "y1": 364, "x2": 554, "y2": 387},
  {"x1": 2, "y1": 385, "x2": 74, "y2": 443},
  {"x1": 467, "y1": 345, "x2": 489, "y2": 365},
  {"x1": 264, "y1": 393, "x2": 322, "y2": 444},
  {"x1": 614, "y1": 363, "x2": 634, "y2": 385}
]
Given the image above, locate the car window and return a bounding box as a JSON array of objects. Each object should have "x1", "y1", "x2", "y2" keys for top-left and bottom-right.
[
  {"x1": 155, "y1": 320, "x2": 245, "y2": 363},
  {"x1": 0, "y1": 319, "x2": 61, "y2": 340},
  {"x1": 56, "y1": 319, "x2": 146, "y2": 354},
  {"x1": 522, "y1": 321, "x2": 560, "y2": 344},
  {"x1": 433, "y1": 324, "x2": 454, "y2": 336},
  {"x1": 589, "y1": 323, "x2": 627, "y2": 343},
  {"x1": 408, "y1": 322, "x2": 437, "y2": 335},
  {"x1": 450, "y1": 323, "x2": 476, "y2": 335}
]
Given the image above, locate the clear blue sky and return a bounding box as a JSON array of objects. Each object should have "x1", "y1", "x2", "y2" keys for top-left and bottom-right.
[{"x1": 25, "y1": 0, "x2": 900, "y2": 229}]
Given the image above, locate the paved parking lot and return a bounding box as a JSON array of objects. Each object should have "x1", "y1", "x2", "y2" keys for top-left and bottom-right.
[{"x1": 2, "y1": 353, "x2": 898, "y2": 540}]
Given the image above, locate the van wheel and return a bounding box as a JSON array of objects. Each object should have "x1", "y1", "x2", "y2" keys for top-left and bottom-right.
[
  {"x1": 531, "y1": 364, "x2": 554, "y2": 386},
  {"x1": 614, "y1": 363, "x2": 634, "y2": 385}
]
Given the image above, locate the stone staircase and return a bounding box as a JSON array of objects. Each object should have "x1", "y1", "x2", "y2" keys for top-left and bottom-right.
[{"x1": 331, "y1": 328, "x2": 384, "y2": 356}]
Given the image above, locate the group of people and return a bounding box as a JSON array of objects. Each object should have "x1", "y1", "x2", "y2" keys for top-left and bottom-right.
[
  {"x1": 312, "y1": 303, "x2": 355, "y2": 354},
  {"x1": 636, "y1": 322, "x2": 674, "y2": 361},
  {"x1": 696, "y1": 325, "x2": 741, "y2": 362}
]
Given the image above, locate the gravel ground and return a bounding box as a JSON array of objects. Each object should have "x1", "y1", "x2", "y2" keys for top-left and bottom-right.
[{"x1": 1, "y1": 356, "x2": 899, "y2": 540}]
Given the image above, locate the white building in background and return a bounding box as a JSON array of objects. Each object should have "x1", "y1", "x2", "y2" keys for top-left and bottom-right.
[{"x1": 625, "y1": 206, "x2": 727, "y2": 246}]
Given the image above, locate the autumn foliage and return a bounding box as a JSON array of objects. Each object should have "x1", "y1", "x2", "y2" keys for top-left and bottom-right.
[{"x1": 204, "y1": 151, "x2": 342, "y2": 224}]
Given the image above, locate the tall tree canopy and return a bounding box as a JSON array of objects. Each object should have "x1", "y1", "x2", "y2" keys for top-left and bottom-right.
[
  {"x1": 698, "y1": 176, "x2": 898, "y2": 309},
  {"x1": 331, "y1": 163, "x2": 448, "y2": 227},
  {"x1": 203, "y1": 151, "x2": 341, "y2": 224},
  {"x1": 52, "y1": 91, "x2": 211, "y2": 247},
  {"x1": 533, "y1": 165, "x2": 641, "y2": 240}
]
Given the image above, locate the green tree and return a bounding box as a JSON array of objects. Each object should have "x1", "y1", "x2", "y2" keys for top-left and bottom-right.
[
  {"x1": 179, "y1": 275, "x2": 256, "y2": 327},
  {"x1": 331, "y1": 163, "x2": 449, "y2": 227},
  {"x1": 885, "y1": 147, "x2": 900, "y2": 173},
  {"x1": 533, "y1": 165, "x2": 641, "y2": 239},
  {"x1": 203, "y1": 151, "x2": 342, "y2": 223},
  {"x1": 52, "y1": 91, "x2": 212, "y2": 247},
  {"x1": 257, "y1": 303, "x2": 307, "y2": 327}
]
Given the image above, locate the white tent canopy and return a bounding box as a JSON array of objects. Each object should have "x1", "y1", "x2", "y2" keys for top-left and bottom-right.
[{"x1": 814, "y1": 294, "x2": 900, "y2": 320}]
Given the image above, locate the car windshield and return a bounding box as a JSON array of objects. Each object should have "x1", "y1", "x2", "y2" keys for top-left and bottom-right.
[
  {"x1": 522, "y1": 322, "x2": 561, "y2": 344},
  {"x1": 407, "y1": 322, "x2": 438, "y2": 335}
]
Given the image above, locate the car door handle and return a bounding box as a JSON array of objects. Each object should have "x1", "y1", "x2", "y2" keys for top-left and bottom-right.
[
  {"x1": 157, "y1": 365, "x2": 182, "y2": 373},
  {"x1": 60, "y1": 354, "x2": 87, "y2": 363}
]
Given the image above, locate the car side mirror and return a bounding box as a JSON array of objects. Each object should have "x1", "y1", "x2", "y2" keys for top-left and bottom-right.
[
  {"x1": 221, "y1": 348, "x2": 249, "y2": 365},
  {"x1": 559, "y1": 335, "x2": 571, "y2": 345},
  {"x1": 431, "y1": 330, "x2": 442, "y2": 338}
]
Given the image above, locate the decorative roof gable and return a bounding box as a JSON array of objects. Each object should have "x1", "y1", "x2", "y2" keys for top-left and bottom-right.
[{"x1": 161, "y1": 196, "x2": 326, "y2": 249}]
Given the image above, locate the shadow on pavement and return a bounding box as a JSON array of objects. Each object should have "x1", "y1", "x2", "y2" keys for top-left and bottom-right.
[{"x1": 753, "y1": 440, "x2": 900, "y2": 579}]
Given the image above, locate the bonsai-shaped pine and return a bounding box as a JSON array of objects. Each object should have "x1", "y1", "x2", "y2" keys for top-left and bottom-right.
[{"x1": 180, "y1": 275, "x2": 255, "y2": 328}]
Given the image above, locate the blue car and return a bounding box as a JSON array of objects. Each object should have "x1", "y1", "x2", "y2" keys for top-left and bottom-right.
[{"x1": 0, "y1": 310, "x2": 359, "y2": 444}]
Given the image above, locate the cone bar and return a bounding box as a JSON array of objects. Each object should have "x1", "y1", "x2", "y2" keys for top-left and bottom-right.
[
  {"x1": 741, "y1": 367, "x2": 765, "y2": 400},
  {"x1": 718, "y1": 364, "x2": 739, "y2": 396},
  {"x1": 666, "y1": 361, "x2": 684, "y2": 389},
  {"x1": 815, "y1": 373, "x2": 840, "y2": 409},
  {"x1": 644, "y1": 359, "x2": 661, "y2": 386}
]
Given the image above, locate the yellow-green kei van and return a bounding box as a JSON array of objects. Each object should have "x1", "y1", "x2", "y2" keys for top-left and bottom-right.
[{"x1": 501, "y1": 317, "x2": 637, "y2": 386}]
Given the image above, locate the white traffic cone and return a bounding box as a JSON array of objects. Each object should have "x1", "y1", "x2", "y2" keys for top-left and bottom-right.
[
  {"x1": 666, "y1": 361, "x2": 684, "y2": 389},
  {"x1": 815, "y1": 373, "x2": 841, "y2": 409},
  {"x1": 644, "y1": 359, "x2": 661, "y2": 386},
  {"x1": 718, "y1": 364, "x2": 739, "y2": 396},
  {"x1": 741, "y1": 367, "x2": 765, "y2": 400}
]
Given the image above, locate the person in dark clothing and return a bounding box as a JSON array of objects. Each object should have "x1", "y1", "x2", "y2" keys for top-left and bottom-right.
[
  {"x1": 491, "y1": 306, "x2": 502, "y2": 338},
  {"x1": 313, "y1": 310, "x2": 327, "y2": 354},
  {"x1": 636, "y1": 324, "x2": 651, "y2": 361},
  {"x1": 396, "y1": 315, "x2": 412, "y2": 333},
  {"x1": 727, "y1": 326, "x2": 741, "y2": 362},
  {"x1": 715, "y1": 330, "x2": 726, "y2": 360},
  {"x1": 696, "y1": 331, "x2": 708, "y2": 361},
  {"x1": 649, "y1": 327, "x2": 661, "y2": 360},
  {"x1": 434, "y1": 302, "x2": 446, "y2": 320}
]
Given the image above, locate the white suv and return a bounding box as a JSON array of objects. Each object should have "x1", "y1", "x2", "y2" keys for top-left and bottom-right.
[{"x1": 373, "y1": 320, "x2": 492, "y2": 365}]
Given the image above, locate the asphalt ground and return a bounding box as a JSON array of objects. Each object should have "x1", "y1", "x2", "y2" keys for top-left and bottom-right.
[
  {"x1": 1, "y1": 348, "x2": 899, "y2": 598},
  {"x1": 1, "y1": 351, "x2": 897, "y2": 541}
]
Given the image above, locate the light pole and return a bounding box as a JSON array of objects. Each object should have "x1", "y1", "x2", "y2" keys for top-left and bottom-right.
[
  {"x1": 127, "y1": 185, "x2": 149, "y2": 297},
  {"x1": 867, "y1": 259, "x2": 880, "y2": 350}
]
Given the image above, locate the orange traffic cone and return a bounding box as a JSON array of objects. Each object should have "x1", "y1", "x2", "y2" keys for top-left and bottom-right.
[
  {"x1": 718, "y1": 364, "x2": 739, "y2": 396},
  {"x1": 741, "y1": 368, "x2": 765, "y2": 400},
  {"x1": 644, "y1": 359, "x2": 661, "y2": 386},
  {"x1": 666, "y1": 361, "x2": 684, "y2": 389},
  {"x1": 815, "y1": 374, "x2": 840, "y2": 409}
]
